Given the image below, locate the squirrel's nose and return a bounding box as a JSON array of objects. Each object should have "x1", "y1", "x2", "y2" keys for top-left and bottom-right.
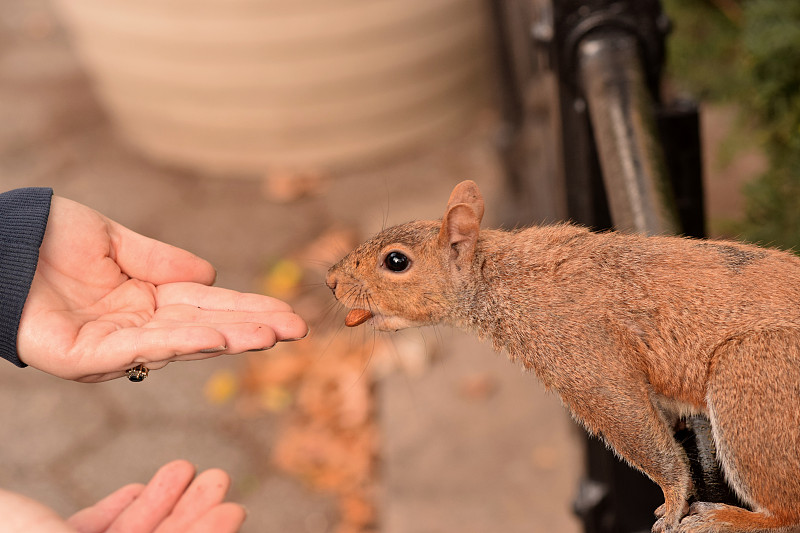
[{"x1": 325, "y1": 273, "x2": 337, "y2": 291}]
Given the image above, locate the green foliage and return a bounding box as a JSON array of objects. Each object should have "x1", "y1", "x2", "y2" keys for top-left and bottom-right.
[
  {"x1": 740, "y1": 0, "x2": 800, "y2": 250},
  {"x1": 662, "y1": 0, "x2": 747, "y2": 101},
  {"x1": 742, "y1": 162, "x2": 800, "y2": 249},
  {"x1": 664, "y1": 0, "x2": 800, "y2": 251}
]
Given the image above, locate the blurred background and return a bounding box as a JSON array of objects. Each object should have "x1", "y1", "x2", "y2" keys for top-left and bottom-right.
[{"x1": 1, "y1": 0, "x2": 797, "y2": 532}]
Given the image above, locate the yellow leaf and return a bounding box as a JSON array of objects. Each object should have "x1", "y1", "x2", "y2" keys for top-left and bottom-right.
[
  {"x1": 204, "y1": 370, "x2": 238, "y2": 405},
  {"x1": 262, "y1": 259, "x2": 303, "y2": 299},
  {"x1": 259, "y1": 385, "x2": 294, "y2": 413}
]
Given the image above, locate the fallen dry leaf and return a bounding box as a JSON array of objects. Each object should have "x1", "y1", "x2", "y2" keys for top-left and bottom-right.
[
  {"x1": 204, "y1": 369, "x2": 238, "y2": 405},
  {"x1": 261, "y1": 169, "x2": 328, "y2": 203},
  {"x1": 257, "y1": 385, "x2": 294, "y2": 413},
  {"x1": 243, "y1": 350, "x2": 311, "y2": 390},
  {"x1": 240, "y1": 333, "x2": 381, "y2": 533},
  {"x1": 261, "y1": 258, "x2": 304, "y2": 300}
]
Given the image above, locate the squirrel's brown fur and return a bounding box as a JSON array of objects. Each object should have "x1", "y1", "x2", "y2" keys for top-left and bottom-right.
[{"x1": 326, "y1": 180, "x2": 800, "y2": 533}]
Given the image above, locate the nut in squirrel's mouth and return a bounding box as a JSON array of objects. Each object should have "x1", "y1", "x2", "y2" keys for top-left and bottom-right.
[
  {"x1": 343, "y1": 308, "x2": 417, "y2": 332},
  {"x1": 345, "y1": 308, "x2": 373, "y2": 327}
]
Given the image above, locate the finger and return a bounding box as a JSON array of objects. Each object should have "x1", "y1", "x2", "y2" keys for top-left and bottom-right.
[
  {"x1": 184, "y1": 503, "x2": 247, "y2": 533},
  {"x1": 74, "y1": 323, "x2": 282, "y2": 379},
  {"x1": 154, "y1": 305, "x2": 309, "y2": 341},
  {"x1": 109, "y1": 222, "x2": 216, "y2": 286},
  {"x1": 125, "y1": 323, "x2": 277, "y2": 358},
  {"x1": 67, "y1": 484, "x2": 145, "y2": 533},
  {"x1": 73, "y1": 326, "x2": 229, "y2": 375},
  {"x1": 108, "y1": 460, "x2": 196, "y2": 533},
  {"x1": 157, "y1": 283, "x2": 293, "y2": 313},
  {"x1": 182, "y1": 322, "x2": 279, "y2": 354},
  {"x1": 153, "y1": 469, "x2": 232, "y2": 533}
]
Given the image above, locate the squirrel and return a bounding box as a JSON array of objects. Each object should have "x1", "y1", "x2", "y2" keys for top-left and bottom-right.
[{"x1": 326, "y1": 180, "x2": 800, "y2": 533}]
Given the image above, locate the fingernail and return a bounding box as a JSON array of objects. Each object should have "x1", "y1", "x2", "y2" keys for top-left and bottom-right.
[
  {"x1": 247, "y1": 346, "x2": 274, "y2": 352},
  {"x1": 200, "y1": 345, "x2": 227, "y2": 353},
  {"x1": 280, "y1": 327, "x2": 311, "y2": 342}
]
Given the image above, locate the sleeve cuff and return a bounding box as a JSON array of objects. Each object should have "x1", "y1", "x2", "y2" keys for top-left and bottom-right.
[{"x1": 0, "y1": 187, "x2": 54, "y2": 367}]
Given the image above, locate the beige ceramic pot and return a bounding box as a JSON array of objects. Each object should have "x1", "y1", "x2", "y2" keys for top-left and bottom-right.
[{"x1": 52, "y1": 0, "x2": 488, "y2": 176}]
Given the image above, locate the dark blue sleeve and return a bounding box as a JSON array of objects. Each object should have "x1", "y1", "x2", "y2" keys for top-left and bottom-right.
[{"x1": 0, "y1": 187, "x2": 53, "y2": 367}]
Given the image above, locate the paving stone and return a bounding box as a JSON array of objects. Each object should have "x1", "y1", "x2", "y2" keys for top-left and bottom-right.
[
  {"x1": 380, "y1": 329, "x2": 583, "y2": 533},
  {"x1": 65, "y1": 422, "x2": 254, "y2": 507},
  {"x1": 238, "y1": 473, "x2": 338, "y2": 533},
  {"x1": 0, "y1": 474, "x2": 78, "y2": 519},
  {"x1": 92, "y1": 353, "x2": 248, "y2": 422},
  {"x1": 0, "y1": 367, "x2": 109, "y2": 469}
]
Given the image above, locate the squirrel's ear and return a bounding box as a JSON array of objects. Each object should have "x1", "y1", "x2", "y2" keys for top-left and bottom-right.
[
  {"x1": 439, "y1": 203, "x2": 480, "y2": 268},
  {"x1": 446, "y1": 181, "x2": 484, "y2": 224}
]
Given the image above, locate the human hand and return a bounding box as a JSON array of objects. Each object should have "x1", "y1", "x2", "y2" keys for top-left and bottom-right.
[
  {"x1": 1, "y1": 460, "x2": 245, "y2": 533},
  {"x1": 17, "y1": 196, "x2": 308, "y2": 382}
]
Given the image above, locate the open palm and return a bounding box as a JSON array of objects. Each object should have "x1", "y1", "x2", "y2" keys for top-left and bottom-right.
[{"x1": 17, "y1": 197, "x2": 307, "y2": 382}]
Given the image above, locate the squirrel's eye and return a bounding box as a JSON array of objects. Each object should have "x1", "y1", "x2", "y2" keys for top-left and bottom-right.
[{"x1": 384, "y1": 251, "x2": 410, "y2": 272}]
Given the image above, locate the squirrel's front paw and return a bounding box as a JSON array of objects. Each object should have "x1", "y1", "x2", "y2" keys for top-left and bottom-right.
[
  {"x1": 674, "y1": 502, "x2": 729, "y2": 533},
  {"x1": 652, "y1": 516, "x2": 679, "y2": 533},
  {"x1": 652, "y1": 500, "x2": 690, "y2": 533}
]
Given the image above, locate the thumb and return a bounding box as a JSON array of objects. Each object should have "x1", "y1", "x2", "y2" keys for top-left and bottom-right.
[{"x1": 108, "y1": 220, "x2": 216, "y2": 286}]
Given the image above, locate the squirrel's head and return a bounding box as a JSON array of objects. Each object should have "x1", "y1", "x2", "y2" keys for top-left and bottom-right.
[{"x1": 326, "y1": 180, "x2": 485, "y2": 331}]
